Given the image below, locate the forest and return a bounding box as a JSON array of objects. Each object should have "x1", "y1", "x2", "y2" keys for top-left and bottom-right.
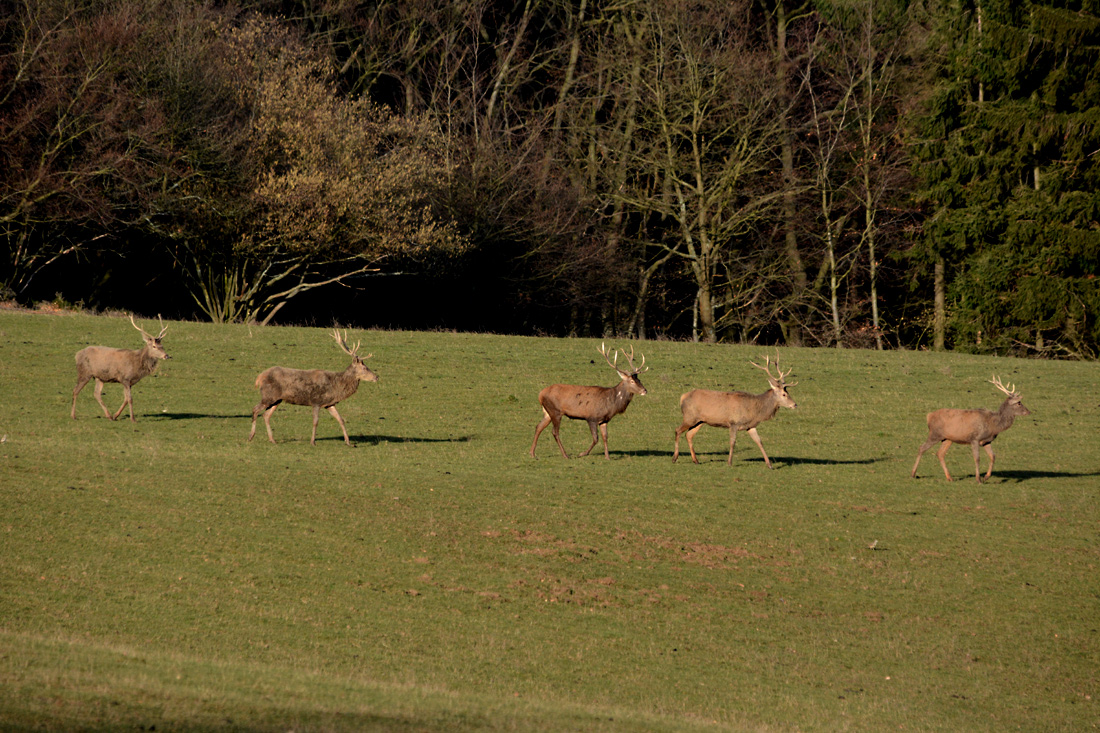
[{"x1": 2, "y1": 0, "x2": 1098, "y2": 355}]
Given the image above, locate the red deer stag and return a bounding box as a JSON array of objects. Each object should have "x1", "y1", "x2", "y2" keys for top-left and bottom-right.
[
  {"x1": 71, "y1": 315, "x2": 170, "y2": 422},
  {"x1": 673, "y1": 353, "x2": 797, "y2": 468},
  {"x1": 911, "y1": 375, "x2": 1030, "y2": 483},
  {"x1": 529, "y1": 343, "x2": 648, "y2": 460},
  {"x1": 249, "y1": 330, "x2": 378, "y2": 446}
]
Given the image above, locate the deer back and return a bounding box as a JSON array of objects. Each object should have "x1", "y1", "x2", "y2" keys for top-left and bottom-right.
[
  {"x1": 75, "y1": 340, "x2": 167, "y2": 385},
  {"x1": 927, "y1": 395, "x2": 1030, "y2": 445},
  {"x1": 257, "y1": 360, "x2": 377, "y2": 407},
  {"x1": 680, "y1": 388, "x2": 785, "y2": 430},
  {"x1": 542, "y1": 376, "x2": 644, "y2": 423}
]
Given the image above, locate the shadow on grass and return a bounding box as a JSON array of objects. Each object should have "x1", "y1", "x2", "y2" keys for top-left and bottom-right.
[
  {"x1": 349, "y1": 434, "x2": 473, "y2": 445},
  {"x1": 990, "y1": 468, "x2": 1100, "y2": 482},
  {"x1": 626, "y1": 450, "x2": 884, "y2": 466},
  {"x1": 148, "y1": 412, "x2": 248, "y2": 420}
]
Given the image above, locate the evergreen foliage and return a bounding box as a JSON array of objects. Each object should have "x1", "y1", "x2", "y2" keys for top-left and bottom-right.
[{"x1": 912, "y1": 0, "x2": 1100, "y2": 357}]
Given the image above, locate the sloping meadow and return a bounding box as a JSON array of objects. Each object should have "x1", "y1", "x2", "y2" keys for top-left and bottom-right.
[{"x1": 1, "y1": 309, "x2": 1097, "y2": 731}]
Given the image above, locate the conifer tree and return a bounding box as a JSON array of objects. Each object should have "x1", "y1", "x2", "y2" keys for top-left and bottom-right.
[{"x1": 911, "y1": 0, "x2": 1100, "y2": 357}]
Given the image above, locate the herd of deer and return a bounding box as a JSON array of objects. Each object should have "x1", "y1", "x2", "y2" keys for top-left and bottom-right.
[{"x1": 70, "y1": 316, "x2": 1032, "y2": 484}]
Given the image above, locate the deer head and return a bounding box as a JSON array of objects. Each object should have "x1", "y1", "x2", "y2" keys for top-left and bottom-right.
[
  {"x1": 599, "y1": 342, "x2": 648, "y2": 396},
  {"x1": 130, "y1": 314, "x2": 170, "y2": 360},
  {"x1": 332, "y1": 329, "x2": 379, "y2": 382},
  {"x1": 750, "y1": 351, "x2": 797, "y2": 409},
  {"x1": 989, "y1": 374, "x2": 1030, "y2": 416}
]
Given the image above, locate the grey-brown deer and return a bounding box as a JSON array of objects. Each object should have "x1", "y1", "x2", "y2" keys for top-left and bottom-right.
[
  {"x1": 249, "y1": 330, "x2": 379, "y2": 446},
  {"x1": 71, "y1": 315, "x2": 170, "y2": 422},
  {"x1": 529, "y1": 343, "x2": 648, "y2": 460},
  {"x1": 672, "y1": 354, "x2": 797, "y2": 468},
  {"x1": 911, "y1": 375, "x2": 1030, "y2": 483}
]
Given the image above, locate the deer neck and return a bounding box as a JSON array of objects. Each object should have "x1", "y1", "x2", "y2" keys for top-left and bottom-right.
[
  {"x1": 610, "y1": 381, "x2": 636, "y2": 410},
  {"x1": 757, "y1": 389, "x2": 781, "y2": 420},
  {"x1": 333, "y1": 366, "x2": 362, "y2": 400},
  {"x1": 138, "y1": 347, "x2": 160, "y2": 374},
  {"x1": 994, "y1": 399, "x2": 1018, "y2": 431}
]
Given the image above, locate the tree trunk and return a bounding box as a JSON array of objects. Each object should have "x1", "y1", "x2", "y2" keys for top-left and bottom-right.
[
  {"x1": 775, "y1": 3, "x2": 807, "y2": 346},
  {"x1": 934, "y1": 256, "x2": 946, "y2": 351},
  {"x1": 695, "y1": 277, "x2": 716, "y2": 343}
]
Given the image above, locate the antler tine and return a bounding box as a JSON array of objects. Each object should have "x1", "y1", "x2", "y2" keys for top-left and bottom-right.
[
  {"x1": 989, "y1": 374, "x2": 1018, "y2": 397},
  {"x1": 332, "y1": 328, "x2": 360, "y2": 358},
  {"x1": 623, "y1": 345, "x2": 648, "y2": 374},
  {"x1": 749, "y1": 354, "x2": 776, "y2": 379},
  {"x1": 155, "y1": 313, "x2": 168, "y2": 339},
  {"x1": 129, "y1": 314, "x2": 151, "y2": 338},
  {"x1": 750, "y1": 350, "x2": 794, "y2": 385},
  {"x1": 599, "y1": 341, "x2": 622, "y2": 371}
]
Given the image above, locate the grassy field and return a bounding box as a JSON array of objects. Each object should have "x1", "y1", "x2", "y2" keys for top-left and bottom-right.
[{"x1": 1, "y1": 308, "x2": 1097, "y2": 731}]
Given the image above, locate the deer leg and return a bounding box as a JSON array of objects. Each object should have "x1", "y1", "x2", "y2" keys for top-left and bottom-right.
[
  {"x1": 598, "y1": 422, "x2": 611, "y2": 460},
  {"x1": 969, "y1": 441, "x2": 982, "y2": 483},
  {"x1": 530, "y1": 410, "x2": 552, "y2": 458},
  {"x1": 71, "y1": 375, "x2": 92, "y2": 419},
  {"x1": 983, "y1": 443, "x2": 996, "y2": 481},
  {"x1": 326, "y1": 405, "x2": 350, "y2": 445},
  {"x1": 93, "y1": 380, "x2": 112, "y2": 419},
  {"x1": 248, "y1": 402, "x2": 266, "y2": 442},
  {"x1": 578, "y1": 420, "x2": 600, "y2": 458},
  {"x1": 112, "y1": 384, "x2": 135, "y2": 422},
  {"x1": 727, "y1": 426, "x2": 740, "y2": 466},
  {"x1": 686, "y1": 425, "x2": 704, "y2": 464},
  {"x1": 911, "y1": 437, "x2": 938, "y2": 478},
  {"x1": 310, "y1": 405, "x2": 321, "y2": 445},
  {"x1": 262, "y1": 404, "x2": 279, "y2": 443},
  {"x1": 549, "y1": 413, "x2": 569, "y2": 459},
  {"x1": 747, "y1": 427, "x2": 772, "y2": 469},
  {"x1": 672, "y1": 424, "x2": 688, "y2": 462},
  {"x1": 935, "y1": 440, "x2": 954, "y2": 481}
]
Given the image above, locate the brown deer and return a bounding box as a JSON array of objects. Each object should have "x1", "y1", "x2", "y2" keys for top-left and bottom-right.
[
  {"x1": 911, "y1": 375, "x2": 1031, "y2": 483},
  {"x1": 71, "y1": 315, "x2": 170, "y2": 422},
  {"x1": 672, "y1": 354, "x2": 797, "y2": 468},
  {"x1": 529, "y1": 343, "x2": 648, "y2": 460},
  {"x1": 249, "y1": 330, "x2": 379, "y2": 446}
]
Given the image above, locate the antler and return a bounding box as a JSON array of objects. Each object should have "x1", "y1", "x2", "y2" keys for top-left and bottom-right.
[
  {"x1": 989, "y1": 374, "x2": 1019, "y2": 397},
  {"x1": 130, "y1": 314, "x2": 168, "y2": 340},
  {"x1": 598, "y1": 342, "x2": 621, "y2": 373},
  {"x1": 750, "y1": 351, "x2": 796, "y2": 386},
  {"x1": 332, "y1": 329, "x2": 370, "y2": 360},
  {"x1": 599, "y1": 342, "x2": 647, "y2": 375}
]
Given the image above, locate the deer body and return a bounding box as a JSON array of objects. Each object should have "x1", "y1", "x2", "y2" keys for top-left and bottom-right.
[
  {"x1": 530, "y1": 344, "x2": 648, "y2": 460},
  {"x1": 71, "y1": 316, "x2": 169, "y2": 422},
  {"x1": 673, "y1": 355, "x2": 797, "y2": 468},
  {"x1": 911, "y1": 377, "x2": 1030, "y2": 483},
  {"x1": 249, "y1": 331, "x2": 378, "y2": 445}
]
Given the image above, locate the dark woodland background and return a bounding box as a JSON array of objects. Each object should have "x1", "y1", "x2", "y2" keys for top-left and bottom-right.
[{"x1": 2, "y1": 0, "x2": 1098, "y2": 355}]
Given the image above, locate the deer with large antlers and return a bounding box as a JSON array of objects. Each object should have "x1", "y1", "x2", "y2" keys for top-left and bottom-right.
[
  {"x1": 71, "y1": 315, "x2": 170, "y2": 422},
  {"x1": 673, "y1": 353, "x2": 797, "y2": 468},
  {"x1": 529, "y1": 343, "x2": 648, "y2": 460},
  {"x1": 249, "y1": 330, "x2": 379, "y2": 446},
  {"x1": 911, "y1": 375, "x2": 1030, "y2": 483}
]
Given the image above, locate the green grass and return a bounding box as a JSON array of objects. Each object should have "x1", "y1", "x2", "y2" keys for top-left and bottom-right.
[{"x1": 1, "y1": 308, "x2": 1098, "y2": 731}]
